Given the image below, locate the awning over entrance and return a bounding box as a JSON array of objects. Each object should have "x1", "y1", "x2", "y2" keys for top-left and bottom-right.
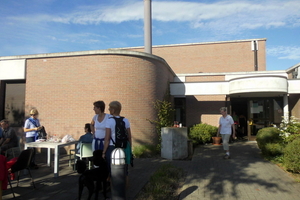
[{"x1": 229, "y1": 75, "x2": 288, "y2": 95}]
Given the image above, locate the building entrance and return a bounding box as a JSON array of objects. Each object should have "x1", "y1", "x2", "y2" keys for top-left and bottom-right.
[{"x1": 231, "y1": 97, "x2": 283, "y2": 140}]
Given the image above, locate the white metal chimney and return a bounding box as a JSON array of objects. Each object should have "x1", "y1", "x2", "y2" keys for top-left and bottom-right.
[{"x1": 144, "y1": 0, "x2": 152, "y2": 54}]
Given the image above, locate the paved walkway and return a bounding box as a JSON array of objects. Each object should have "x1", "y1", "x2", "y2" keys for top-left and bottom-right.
[
  {"x1": 2, "y1": 141, "x2": 300, "y2": 200},
  {"x1": 177, "y1": 141, "x2": 300, "y2": 200}
]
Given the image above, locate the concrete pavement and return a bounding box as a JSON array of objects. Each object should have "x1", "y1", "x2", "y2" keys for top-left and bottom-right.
[
  {"x1": 2, "y1": 141, "x2": 300, "y2": 200},
  {"x1": 177, "y1": 141, "x2": 300, "y2": 200}
]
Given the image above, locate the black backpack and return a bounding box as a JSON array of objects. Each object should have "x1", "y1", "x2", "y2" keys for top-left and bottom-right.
[
  {"x1": 38, "y1": 126, "x2": 47, "y2": 140},
  {"x1": 110, "y1": 117, "x2": 128, "y2": 148}
]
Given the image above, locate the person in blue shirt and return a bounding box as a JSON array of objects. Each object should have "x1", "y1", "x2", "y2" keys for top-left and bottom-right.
[
  {"x1": 76, "y1": 123, "x2": 93, "y2": 153},
  {"x1": 23, "y1": 109, "x2": 43, "y2": 169}
]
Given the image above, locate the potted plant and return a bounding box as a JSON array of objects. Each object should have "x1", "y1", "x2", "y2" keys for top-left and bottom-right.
[{"x1": 212, "y1": 136, "x2": 222, "y2": 145}]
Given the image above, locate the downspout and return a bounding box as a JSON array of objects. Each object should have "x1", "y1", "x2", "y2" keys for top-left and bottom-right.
[{"x1": 252, "y1": 40, "x2": 258, "y2": 71}]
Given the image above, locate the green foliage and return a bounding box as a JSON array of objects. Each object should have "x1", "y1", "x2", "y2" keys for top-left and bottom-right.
[
  {"x1": 256, "y1": 127, "x2": 282, "y2": 150},
  {"x1": 148, "y1": 99, "x2": 175, "y2": 150},
  {"x1": 189, "y1": 123, "x2": 218, "y2": 144},
  {"x1": 283, "y1": 137, "x2": 300, "y2": 173},
  {"x1": 136, "y1": 164, "x2": 183, "y2": 200},
  {"x1": 278, "y1": 116, "x2": 300, "y2": 143},
  {"x1": 263, "y1": 143, "x2": 284, "y2": 157},
  {"x1": 132, "y1": 144, "x2": 159, "y2": 158},
  {"x1": 284, "y1": 133, "x2": 300, "y2": 143},
  {"x1": 258, "y1": 118, "x2": 300, "y2": 177}
]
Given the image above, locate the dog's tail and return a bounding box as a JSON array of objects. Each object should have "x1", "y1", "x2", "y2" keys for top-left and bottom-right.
[{"x1": 76, "y1": 160, "x2": 87, "y2": 174}]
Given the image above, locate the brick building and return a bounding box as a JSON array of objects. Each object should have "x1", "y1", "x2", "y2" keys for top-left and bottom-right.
[{"x1": 1, "y1": 38, "x2": 300, "y2": 146}]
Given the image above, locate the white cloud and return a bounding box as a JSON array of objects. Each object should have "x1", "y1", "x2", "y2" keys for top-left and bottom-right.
[
  {"x1": 47, "y1": 32, "x2": 106, "y2": 44},
  {"x1": 7, "y1": 0, "x2": 300, "y2": 31},
  {"x1": 267, "y1": 46, "x2": 300, "y2": 60},
  {"x1": 2, "y1": 0, "x2": 299, "y2": 44}
]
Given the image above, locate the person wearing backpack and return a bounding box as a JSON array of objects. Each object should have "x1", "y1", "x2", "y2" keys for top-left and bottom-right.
[{"x1": 102, "y1": 101, "x2": 132, "y2": 176}]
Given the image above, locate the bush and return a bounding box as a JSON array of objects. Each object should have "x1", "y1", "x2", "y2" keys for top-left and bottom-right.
[
  {"x1": 284, "y1": 133, "x2": 300, "y2": 144},
  {"x1": 263, "y1": 143, "x2": 284, "y2": 157},
  {"x1": 256, "y1": 127, "x2": 282, "y2": 148},
  {"x1": 256, "y1": 127, "x2": 284, "y2": 156},
  {"x1": 133, "y1": 144, "x2": 159, "y2": 158},
  {"x1": 189, "y1": 123, "x2": 218, "y2": 144},
  {"x1": 283, "y1": 137, "x2": 300, "y2": 173},
  {"x1": 147, "y1": 99, "x2": 175, "y2": 151},
  {"x1": 279, "y1": 116, "x2": 300, "y2": 134}
]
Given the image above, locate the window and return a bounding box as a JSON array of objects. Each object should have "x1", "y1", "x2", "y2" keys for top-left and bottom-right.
[{"x1": 3, "y1": 81, "x2": 26, "y2": 127}]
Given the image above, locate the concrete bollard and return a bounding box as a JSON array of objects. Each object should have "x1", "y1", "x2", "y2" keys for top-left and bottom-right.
[{"x1": 111, "y1": 148, "x2": 126, "y2": 200}]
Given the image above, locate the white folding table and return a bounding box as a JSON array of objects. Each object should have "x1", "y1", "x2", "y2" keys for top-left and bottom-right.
[{"x1": 25, "y1": 140, "x2": 78, "y2": 177}]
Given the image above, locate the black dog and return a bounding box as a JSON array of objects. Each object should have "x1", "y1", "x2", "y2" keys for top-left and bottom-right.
[{"x1": 76, "y1": 150, "x2": 109, "y2": 200}]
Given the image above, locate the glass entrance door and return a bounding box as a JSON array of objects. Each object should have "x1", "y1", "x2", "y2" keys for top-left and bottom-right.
[{"x1": 248, "y1": 98, "x2": 283, "y2": 136}]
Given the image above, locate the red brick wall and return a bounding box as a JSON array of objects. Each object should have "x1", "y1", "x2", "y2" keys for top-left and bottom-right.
[
  {"x1": 186, "y1": 75, "x2": 225, "y2": 82},
  {"x1": 125, "y1": 39, "x2": 266, "y2": 74},
  {"x1": 289, "y1": 94, "x2": 300, "y2": 118},
  {"x1": 25, "y1": 52, "x2": 174, "y2": 147},
  {"x1": 186, "y1": 95, "x2": 227, "y2": 127}
]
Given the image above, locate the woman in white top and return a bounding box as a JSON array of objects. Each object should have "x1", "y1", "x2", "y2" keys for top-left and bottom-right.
[{"x1": 91, "y1": 101, "x2": 110, "y2": 151}]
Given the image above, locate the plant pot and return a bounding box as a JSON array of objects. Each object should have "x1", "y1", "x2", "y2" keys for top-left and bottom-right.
[{"x1": 212, "y1": 136, "x2": 222, "y2": 145}]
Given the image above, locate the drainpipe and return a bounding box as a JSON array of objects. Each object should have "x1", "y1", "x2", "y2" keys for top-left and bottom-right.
[
  {"x1": 252, "y1": 40, "x2": 258, "y2": 71},
  {"x1": 144, "y1": 0, "x2": 152, "y2": 54}
]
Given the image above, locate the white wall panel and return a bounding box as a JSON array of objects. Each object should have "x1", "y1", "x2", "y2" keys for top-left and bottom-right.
[
  {"x1": 288, "y1": 80, "x2": 300, "y2": 94},
  {"x1": 0, "y1": 59, "x2": 26, "y2": 80},
  {"x1": 170, "y1": 82, "x2": 229, "y2": 96}
]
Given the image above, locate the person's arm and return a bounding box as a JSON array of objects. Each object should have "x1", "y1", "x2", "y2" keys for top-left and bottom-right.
[
  {"x1": 231, "y1": 124, "x2": 236, "y2": 138},
  {"x1": 90, "y1": 118, "x2": 95, "y2": 134},
  {"x1": 103, "y1": 128, "x2": 111, "y2": 158},
  {"x1": 24, "y1": 127, "x2": 40, "y2": 132},
  {"x1": 127, "y1": 128, "x2": 132, "y2": 146},
  {"x1": 217, "y1": 125, "x2": 221, "y2": 137},
  {"x1": 1, "y1": 138, "x2": 11, "y2": 146}
]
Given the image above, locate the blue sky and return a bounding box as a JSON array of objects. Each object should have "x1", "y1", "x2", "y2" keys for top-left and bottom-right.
[{"x1": 1, "y1": 0, "x2": 299, "y2": 71}]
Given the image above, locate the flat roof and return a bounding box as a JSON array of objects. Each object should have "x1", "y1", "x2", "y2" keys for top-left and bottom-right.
[{"x1": 115, "y1": 38, "x2": 267, "y2": 50}]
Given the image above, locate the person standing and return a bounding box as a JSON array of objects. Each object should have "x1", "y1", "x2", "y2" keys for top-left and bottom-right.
[
  {"x1": 103, "y1": 101, "x2": 132, "y2": 175},
  {"x1": 91, "y1": 101, "x2": 111, "y2": 151},
  {"x1": 24, "y1": 109, "x2": 43, "y2": 169},
  {"x1": 217, "y1": 107, "x2": 236, "y2": 159},
  {"x1": 0, "y1": 119, "x2": 18, "y2": 155}
]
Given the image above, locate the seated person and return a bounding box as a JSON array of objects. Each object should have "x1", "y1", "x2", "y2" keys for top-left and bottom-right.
[
  {"x1": 0, "y1": 123, "x2": 3, "y2": 138},
  {"x1": 0, "y1": 119, "x2": 18, "y2": 155},
  {"x1": 76, "y1": 123, "x2": 93, "y2": 153}
]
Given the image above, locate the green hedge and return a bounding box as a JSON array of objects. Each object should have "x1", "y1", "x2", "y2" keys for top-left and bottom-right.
[
  {"x1": 256, "y1": 127, "x2": 284, "y2": 157},
  {"x1": 264, "y1": 143, "x2": 284, "y2": 157},
  {"x1": 189, "y1": 123, "x2": 218, "y2": 144},
  {"x1": 283, "y1": 137, "x2": 300, "y2": 173}
]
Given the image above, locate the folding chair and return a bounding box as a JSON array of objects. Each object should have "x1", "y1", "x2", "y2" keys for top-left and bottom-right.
[
  {"x1": 75, "y1": 143, "x2": 93, "y2": 169},
  {"x1": 7, "y1": 149, "x2": 36, "y2": 198}
]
